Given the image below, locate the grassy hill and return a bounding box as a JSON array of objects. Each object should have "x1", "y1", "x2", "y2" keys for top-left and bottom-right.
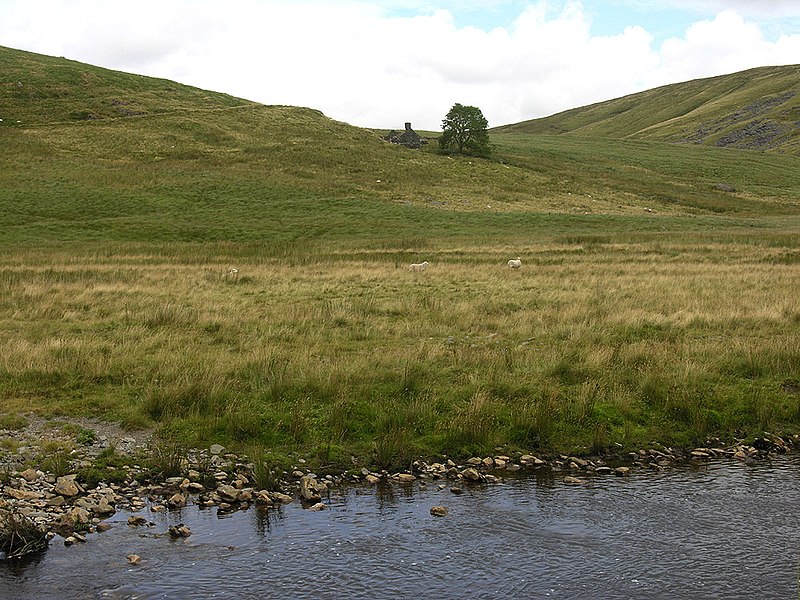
[
  {"x1": 0, "y1": 45, "x2": 250, "y2": 123},
  {"x1": 2, "y1": 46, "x2": 800, "y2": 468},
  {"x1": 0, "y1": 45, "x2": 587, "y2": 247},
  {"x1": 494, "y1": 65, "x2": 800, "y2": 155},
  {"x1": 3, "y1": 44, "x2": 799, "y2": 251}
]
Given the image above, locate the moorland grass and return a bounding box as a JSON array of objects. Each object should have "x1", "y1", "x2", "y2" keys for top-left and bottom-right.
[
  {"x1": 1, "y1": 236, "x2": 798, "y2": 470},
  {"x1": 2, "y1": 45, "x2": 800, "y2": 470}
]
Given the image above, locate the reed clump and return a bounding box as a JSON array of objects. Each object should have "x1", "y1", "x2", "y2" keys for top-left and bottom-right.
[{"x1": 0, "y1": 507, "x2": 49, "y2": 559}]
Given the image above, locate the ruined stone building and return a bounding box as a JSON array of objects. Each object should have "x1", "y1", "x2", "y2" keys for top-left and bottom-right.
[{"x1": 384, "y1": 122, "x2": 426, "y2": 149}]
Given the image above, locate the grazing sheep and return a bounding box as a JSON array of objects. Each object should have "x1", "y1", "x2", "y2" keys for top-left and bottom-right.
[
  {"x1": 226, "y1": 267, "x2": 239, "y2": 280},
  {"x1": 409, "y1": 261, "x2": 430, "y2": 271},
  {"x1": 507, "y1": 257, "x2": 521, "y2": 269}
]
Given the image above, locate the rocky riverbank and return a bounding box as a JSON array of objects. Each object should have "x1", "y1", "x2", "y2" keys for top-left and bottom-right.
[{"x1": 1, "y1": 415, "x2": 796, "y2": 559}]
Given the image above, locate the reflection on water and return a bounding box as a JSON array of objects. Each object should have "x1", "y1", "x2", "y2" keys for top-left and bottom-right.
[{"x1": 2, "y1": 455, "x2": 800, "y2": 599}]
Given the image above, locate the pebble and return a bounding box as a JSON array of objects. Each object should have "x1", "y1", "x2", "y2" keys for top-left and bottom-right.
[
  {"x1": 128, "y1": 516, "x2": 148, "y2": 527},
  {"x1": 21, "y1": 468, "x2": 40, "y2": 482},
  {"x1": 168, "y1": 524, "x2": 192, "y2": 539},
  {"x1": 461, "y1": 468, "x2": 482, "y2": 482}
]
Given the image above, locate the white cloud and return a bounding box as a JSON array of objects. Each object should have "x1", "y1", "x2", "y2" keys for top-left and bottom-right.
[
  {"x1": 653, "y1": 11, "x2": 800, "y2": 84},
  {"x1": 653, "y1": 0, "x2": 800, "y2": 19},
  {"x1": 1, "y1": 1, "x2": 798, "y2": 129}
]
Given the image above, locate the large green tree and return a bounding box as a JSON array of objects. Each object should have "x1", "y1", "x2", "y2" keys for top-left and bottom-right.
[{"x1": 439, "y1": 103, "x2": 490, "y2": 157}]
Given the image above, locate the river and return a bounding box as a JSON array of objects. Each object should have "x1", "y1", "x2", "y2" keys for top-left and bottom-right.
[{"x1": 2, "y1": 455, "x2": 799, "y2": 599}]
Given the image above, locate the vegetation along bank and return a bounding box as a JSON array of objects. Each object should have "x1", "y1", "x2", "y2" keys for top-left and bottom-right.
[{"x1": 1, "y1": 414, "x2": 795, "y2": 559}]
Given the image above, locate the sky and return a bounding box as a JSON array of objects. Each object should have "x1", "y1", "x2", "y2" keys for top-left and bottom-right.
[{"x1": 1, "y1": 1, "x2": 799, "y2": 129}]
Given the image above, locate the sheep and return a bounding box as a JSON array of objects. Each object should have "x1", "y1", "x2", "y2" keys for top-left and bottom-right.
[
  {"x1": 409, "y1": 261, "x2": 430, "y2": 271},
  {"x1": 225, "y1": 267, "x2": 239, "y2": 281},
  {"x1": 507, "y1": 257, "x2": 521, "y2": 269}
]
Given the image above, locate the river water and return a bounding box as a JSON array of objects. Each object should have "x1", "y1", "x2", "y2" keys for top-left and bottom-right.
[{"x1": 2, "y1": 455, "x2": 799, "y2": 599}]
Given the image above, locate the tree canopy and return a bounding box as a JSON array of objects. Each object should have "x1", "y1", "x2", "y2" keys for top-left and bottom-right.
[{"x1": 439, "y1": 103, "x2": 490, "y2": 157}]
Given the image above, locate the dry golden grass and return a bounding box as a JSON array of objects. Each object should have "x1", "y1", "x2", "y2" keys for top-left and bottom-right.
[{"x1": 1, "y1": 239, "x2": 798, "y2": 465}]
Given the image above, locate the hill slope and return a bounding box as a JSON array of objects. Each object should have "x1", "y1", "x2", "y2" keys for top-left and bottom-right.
[
  {"x1": 2, "y1": 45, "x2": 800, "y2": 249},
  {"x1": 494, "y1": 65, "x2": 800, "y2": 154},
  {"x1": 0, "y1": 45, "x2": 251, "y2": 123},
  {"x1": 0, "y1": 46, "x2": 562, "y2": 244}
]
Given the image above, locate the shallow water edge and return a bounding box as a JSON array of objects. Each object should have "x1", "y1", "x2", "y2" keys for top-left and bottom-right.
[{"x1": 2, "y1": 453, "x2": 800, "y2": 600}]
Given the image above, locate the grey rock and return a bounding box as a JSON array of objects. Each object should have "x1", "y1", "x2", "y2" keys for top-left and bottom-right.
[
  {"x1": 168, "y1": 524, "x2": 191, "y2": 538},
  {"x1": 94, "y1": 497, "x2": 116, "y2": 517},
  {"x1": 167, "y1": 492, "x2": 186, "y2": 509},
  {"x1": 20, "y1": 467, "x2": 40, "y2": 482},
  {"x1": 461, "y1": 468, "x2": 482, "y2": 482},
  {"x1": 216, "y1": 484, "x2": 240, "y2": 502},
  {"x1": 270, "y1": 492, "x2": 293, "y2": 504},
  {"x1": 54, "y1": 475, "x2": 80, "y2": 497},
  {"x1": 299, "y1": 475, "x2": 322, "y2": 502}
]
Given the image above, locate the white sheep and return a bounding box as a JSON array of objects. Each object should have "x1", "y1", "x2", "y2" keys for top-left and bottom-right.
[
  {"x1": 409, "y1": 261, "x2": 430, "y2": 271},
  {"x1": 226, "y1": 267, "x2": 239, "y2": 280},
  {"x1": 507, "y1": 257, "x2": 521, "y2": 269}
]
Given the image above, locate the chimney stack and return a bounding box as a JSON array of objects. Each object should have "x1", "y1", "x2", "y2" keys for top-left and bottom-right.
[{"x1": 405, "y1": 122, "x2": 412, "y2": 131}]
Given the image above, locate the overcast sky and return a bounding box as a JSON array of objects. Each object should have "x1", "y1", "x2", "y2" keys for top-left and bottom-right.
[{"x1": 2, "y1": 1, "x2": 799, "y2": 129}]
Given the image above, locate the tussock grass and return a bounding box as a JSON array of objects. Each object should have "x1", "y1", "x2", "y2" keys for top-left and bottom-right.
[
  {"x1": 2, "y1": 236, "x2": 798, "y2": 464},
  {"x1": 0, "y1": 508, "x2": 49, "y2": 559},
  {"x1": 143, "y1": 441, "x2": 187, "y2": 480},
  {"x1": 249, "y1": 450, "x2": 286, "y2": 492}
]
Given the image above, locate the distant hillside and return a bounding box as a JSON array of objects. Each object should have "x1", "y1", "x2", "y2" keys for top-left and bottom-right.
[
  {"x1": 2, "y1": 45, "x2": 800, "y2": 247},
  {"x1": 0, "y1": 45, "x2": 251, "y2": 123},
  {"x1": 0, "y1": 45, "x2": 565, "y2": 245},
  {"x1": 494, "y1": 65, "x2": 800, "y2": 155}
]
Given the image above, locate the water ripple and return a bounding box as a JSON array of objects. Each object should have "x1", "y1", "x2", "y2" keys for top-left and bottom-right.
[{"x1": 3, "y1": 455, "x2": 800, "y2": 599}]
